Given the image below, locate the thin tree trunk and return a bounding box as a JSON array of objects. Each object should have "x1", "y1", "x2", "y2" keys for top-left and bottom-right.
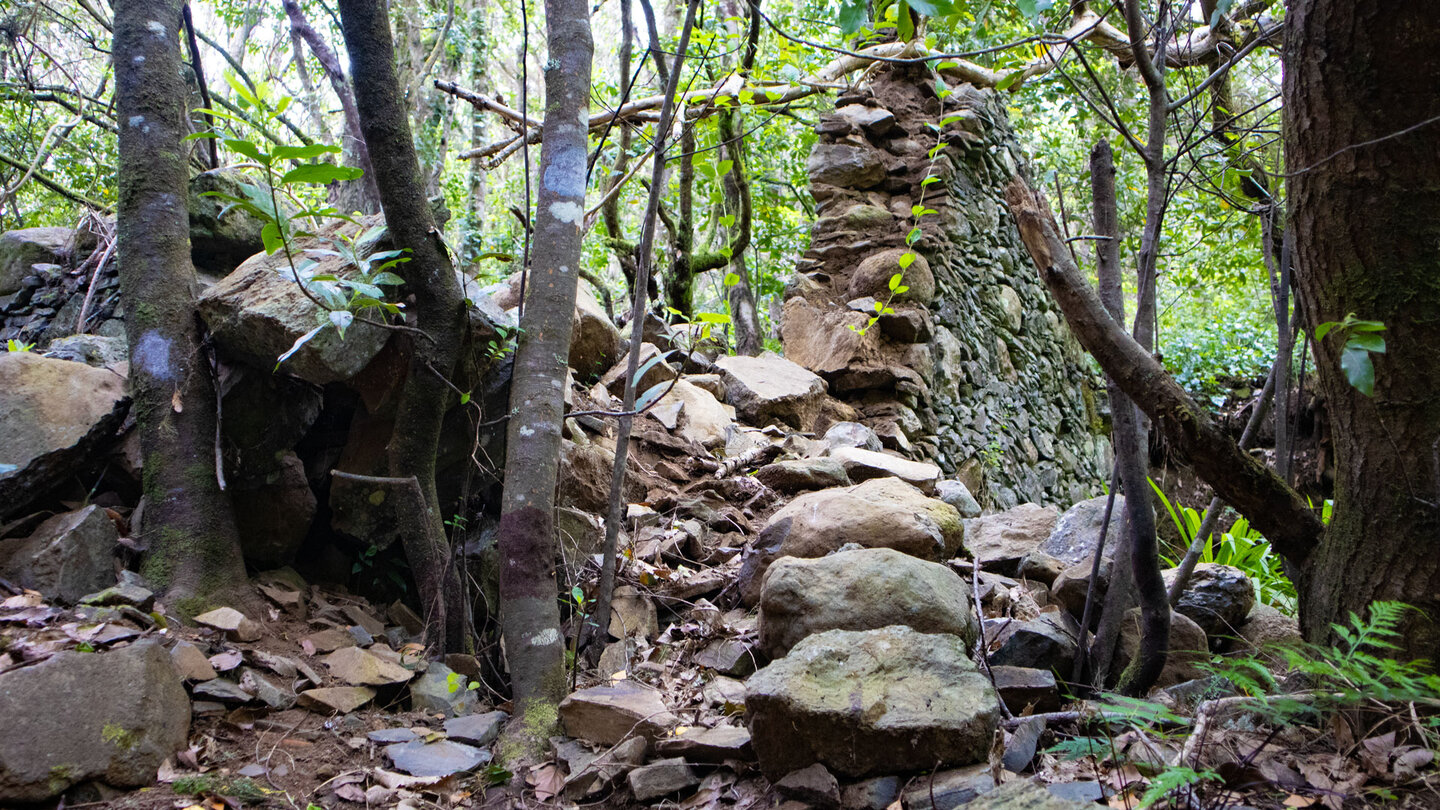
[
  {"x1": 338, "y1": 0, "x2": 467, "y2": 654},
  {"x1": 719, "y1": 0, "x2": 761, "y2": 356},
  {"x1": 114, "y1": 0, "x2": 250, "y2": 615},
  {"x1": 492, "y1": 0, "x2": 593, "y2": 758}
]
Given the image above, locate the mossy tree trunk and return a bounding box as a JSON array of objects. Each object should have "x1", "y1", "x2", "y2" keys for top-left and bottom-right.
[
  {"x1": 1286, "y1": 0, "x2": 1440, "y2": 656},
  {"x1": 494, "y1": 0, "x2": 593, "y2": 759},
  {"x1": 338, "y1": 0, "x2": 467, "y2": 653},
  {"x1": 114, "y1": 0, "x2": 250, "y2": 613}
]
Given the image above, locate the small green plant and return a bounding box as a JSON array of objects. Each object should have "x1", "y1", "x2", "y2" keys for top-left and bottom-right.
[
  {"x1": 445, "y1": 670, "x2": 481, "y2": 695},
  {"x1": 6, "y1": 339, "x2": 34, "y2": 352},
  {"x1": 1315, "y1": 313, "x2": 1386, "y2": 396}
]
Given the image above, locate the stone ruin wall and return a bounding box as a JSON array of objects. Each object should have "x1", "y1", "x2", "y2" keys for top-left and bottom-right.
[{"x1": 780, "y1": 65, "x2": 1108, "y2": 509}]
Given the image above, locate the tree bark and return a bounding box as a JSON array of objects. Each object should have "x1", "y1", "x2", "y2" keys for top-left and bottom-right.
[
  {"x1": 338, "y1": 0, "x2": 467, "y2": 654},
  {"x1": 1285, "y1": 0, "x2": 1440, "y2": 657},
  {"x1": 493, "y1": 0, "x2": 593, "y2": 756},
  {"x1": 114, "y1": 0, "x2": 250, "y2": 614}
]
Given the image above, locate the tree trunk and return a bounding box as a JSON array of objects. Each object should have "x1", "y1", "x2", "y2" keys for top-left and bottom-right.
[
  {"x1": 494, "y1": 0, "x2": 593, "y2": 759},
  {"x1": 338, "y1": 0, "x2": 467, "y2": 654},
  {"x1": 114, "y1": 0, "x2": 250, "y2": 614},
  {"x1": 1285, "y1": 0, "x2": 1440, "y2": 656}
]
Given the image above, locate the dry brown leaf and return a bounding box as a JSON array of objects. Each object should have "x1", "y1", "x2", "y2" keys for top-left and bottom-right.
[
  {"x1": 1283, "y1": 794, "x2": 1320, "y2": 807},
  {"x1": 527, "y1": 763, "x2": 565, "y2": 802}
]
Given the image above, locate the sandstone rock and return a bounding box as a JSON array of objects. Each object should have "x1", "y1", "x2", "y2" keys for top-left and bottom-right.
[
  {"x1": 1038, "y1": 495, "x2": 1126, "y2": 566},
  {"x1": 197, "y1": 229, "x2": 391, "y2": 384},
  {"x1": 899, "y1": 764, "x2": 996, "y2": 810},
  {"x1": 1050, "y1": 557, "x2": 1112, "y2": 619},
  {"x1": 230, "y1": 451, "x2": 316, "y2": 566},
  {"x1": 807, "y1": 144, "x2": 886, "y2": 189},
  {"x1": 823, "y1": 421, "x2": 882, "y2": 453},
  {"x1": 570, "y1": 285, "x2": 622, "y2": 377},
  {"x1": 848, "y1": 249, "x2": 934, "y2": 304},
  {"x1": 187, "y1": 173, "x2": 265, "y2": 275},
  {"x1": 693, "y1": 638, "x2": 759, "y2": 677},
  {"x1": 987, "y1": 613, "x2": 1082, "y2": 674},
  {"x1": 599, "y1": 342, "x2": 676, "y2": 396},
  {"x1": 755, "y1": 457, "x2": 851, "y2": 493},
  {"x1": 195, "y1": 607, "x2": 263, "y2": 642},
  {"x1": 322, "y1": 646, "x2": 415, "y2": 687},
  {"x1": 0, "y1": 352, "x2": 128, "y2": 519},
  {"x1": 745, "y1": 626, "x2": 1001, "y2": 779},
  {"x1": 758, "y1": 548, "x2": 977, "y2": 659},
  {"x1": 410, "y1": 663, "x2": 478, "y2": 717},
  {"x1": 302, "y1": 628, "x2": 357, "y2": 653},
  {"x1": 828, "y1": 446, "x2": 941, "y2": 493},
  {"x1": 653, "y1": 724, "x2": 753, "y2": 763},
  {"x1": 0, "y1": 227, "x2": 91, "y2": 295},
  {"x1": 1113, "y1": 609, "x2": 1210, "y2": 690},
  {"x1": 715, "y1": 353, "x2": 827, "y2": 430},
  {"x1": 776, "y1": 762, "x2": 840, "y2": 808},
  {"x1": 779, "y1": 297, "x2": 869, "y2": 375},
  {"x1": 964, "y1": 777, "x2": 1094, "y2": 809},
  {"x1": 1017, "y1": 551, "x2": 1066, "y2": 585},
  {"x1": 296, "y1": 686, "x2": 376, "y2": 714},
  {"x1": 385, "y1": 739, "x2": 489, "y2": 777},
  {"x1": 1163, "y1": 563, "x2": 1256, "y2": 638},
  {"x1": 44, "y1": 334, "x2": 128, "y2": 368},
  {"x1": 628, "y1": 757, "x2": 699, "y2": 801},
  {"x1": 0, "y1": 642, "x2": 189, "y2": 802},
  {"x1": 655, "y1": 378, "x2": 733, "y2": 448},
  {"x1": 938, "y1": 479, "x2": 982, "y2": 517},
  {"x1": 170, "y1": 642, "x2": 218, "y2": 682},
  {"x1": 220, "y1": 367, "x2": 323, "y2": 480},
  {"x1": 842, "y1": 775, "x2": 903, "y2": 810},
  {"x1": 609, "y1": 585, "x2": 659, "y2": 640},
  {"x1": 1234, "y1": 603, "x2": 1302, "y2": 663},
  {"x1": 444, "y1": 710, "x2": 508, "y2": 746},
  {"x1": 742, "y1": 478, "x2": 964, "y2": 604},
  {"x1": 559, "y1": 680, "x2": 680, "y2": 745},
  {"x1": 0, "y1": 505, "x2": 117, "y2": 604},
  {"x1": 191, "y1": 678, "x2": 252, "y2": 703},
  {"x1": 835, "y1": 105, "x2": 897, "y2": 137},
  {"x1": 965, "y1": 504, "x2": 1060, "y2": 576},
  {"x1": 990, "y1": 666, "x2": 1062, "y2": 714}
]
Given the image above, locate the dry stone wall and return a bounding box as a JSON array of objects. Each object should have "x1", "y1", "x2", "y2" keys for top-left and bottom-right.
[{"x1": 780, "y1": 65, "x2": 1107, "y2": 509}]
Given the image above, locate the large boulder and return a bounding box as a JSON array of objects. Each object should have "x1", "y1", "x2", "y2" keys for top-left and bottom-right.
[
  {"x1": 1234, "y1": 603, "x2": 1302, "y2": 664},
  {"x1": 0, "y1": 505, "x2": 117, "y2": 604},
  {"x1": 714, "y1": 353, "x2": 827, "y2": 430},
  {"x1": 758, "y1": 548, "x2": 978, "y2": 659},
  {"x1": 1036, "y1": 495, "x2": 1127, "y2": 566},
  {"x1": 0, "y1": 227, "x2": 93, "y2": 295},
  {"x1": 569, "y1": 285, "x2": 623, "y2": 378},
  {"x1": 0, "y1": 352, "x2": 128, "y2": 519},
  {"x1": 741, "y1": 478, "x2": 964, "y2": 604},
  {"x1": 187, "y1": 173, "x2": 266, "y2": 275},
  {"x1": 745, "y1": 626, "x2": 1001, "y2": 779},
  {"x1": 219, "y1": 366, "x2": 323, "y2": 480},
  {"x1": 229, "y1": 451, "x2": 317, "y2": 566},
  {"x1": 1162, "y1": 563, "x2": 1256, "y2": 638},
  {"x1": 654, "y1": 378, "x2": 733, "y2": 449},
  {"x1": 986, "y1": 612, "x2": 1082, "y2": 674},
  {"x1": 0, "y1": 642, "x2": 190, "y2": 802},
  {"x1": 965, "y1": 504, "x2": 1059, "y2": 576},
  {"x1": 754, "y1": 457, "x2": 851, "y2": 493},
  {"x1": 1113, "y1": 609, "x2": 1210, "y2": 690},
  {"x1": 197, "y1": 227, "x2": 391, "y2": 384}
]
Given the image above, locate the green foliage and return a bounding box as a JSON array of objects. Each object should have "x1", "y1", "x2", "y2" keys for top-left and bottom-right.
[
  {"x1": 1151, "y1": 481, "x2": 1297, "y2": 614},
  {"x1": 6, "y1": 339, "x2": 35, "y2": 352},
  {"x1": 1315, "y1": 313, "x2": 1386, "y2": 396}
]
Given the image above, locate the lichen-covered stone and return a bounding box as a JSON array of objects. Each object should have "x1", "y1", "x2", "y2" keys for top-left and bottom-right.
[{"x1": 745, "y1": 626, "x2": 1001, "y2": 779}]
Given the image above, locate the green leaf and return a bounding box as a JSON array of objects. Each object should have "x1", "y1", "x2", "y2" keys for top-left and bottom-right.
[
  {"x1": 275, "y1": 324, "x2": 325, "y2": 370},
  {"x1": 906, "y1": 227, "x2": 923, "y2": 245},
  {"x1": 223, "y1": 71, "x2": 260, "y2": 109},
  {"x1": 921, "y1": 175, "x2": 941, "y2": 187},
  {"x1": 273, "y1": 144, "x2": 343, "y2": 160},
  {"x1": 719, "y1": 214, "x2": 736, "y2": 228},
  {"x1": 723, "y1": 272, "x2": 741, "y2": 287},
  {"x1": 889, "y1": 272, "x2": 905, "y2": 291},
  {"x1": 738, "y1": 89, "x2": 755, "y2": 105},
  {"x1": 996, "y1": 70, "x2": 1022, "y2": 92},
  {"x1": 898, "y1": 253, "x2": 917, "y2": 270},
  {"x1": 329, "y1": 309, "x2": 353, "y2": 339},
  {"x1": 281, "y1": 164, "x2": 364, "y2": 185},
  {"x1": 1314, "y1": 321, "x2": 1337, "y2": 342},
  {"x1": 1341, "y1": 344, "x2": 1377, "y2": 396},
  {"x1": 371, "y1": 272, "x2": 406, "y2": 286},
  {"x1": 635, "y1": 381, "x2": 672, "y2": 412},
  {"x1": 1013, "y1": 0, "x2": 1054, "y2": 23},
  {"x1": 896, "y1": 0, "x2": 914, "y2": 40},
  {"x1": 1347, "y1": 332, "x2": 1386, "y2": 354},
  {"x1": 1208, "y1": 0, "x2": 1235, "y2": 27},
  {"x1": 716, "y1": 160, "x2": 733, "y2": 177},
  {"x1": 696, "y1": 311, "x2": 732, "y2": 325},
  {"x1": 223, "y1": 138, "x2": 267, "y2": 165},
  {"x1": 838, "y1": 0, "x2": 868, "y2": 34},
  {"x1": 906, "y1": 0, "x2": 955, "y2": 16},
  {"x1": 260, "y1": 221, "x2": 284, "y2": 254},
  {"x1": 632, "y1": 350, "x2": 676, "y2": 389},
  {"x1": 182, "y1": 131, "x2": 220, "y2": 142}
]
